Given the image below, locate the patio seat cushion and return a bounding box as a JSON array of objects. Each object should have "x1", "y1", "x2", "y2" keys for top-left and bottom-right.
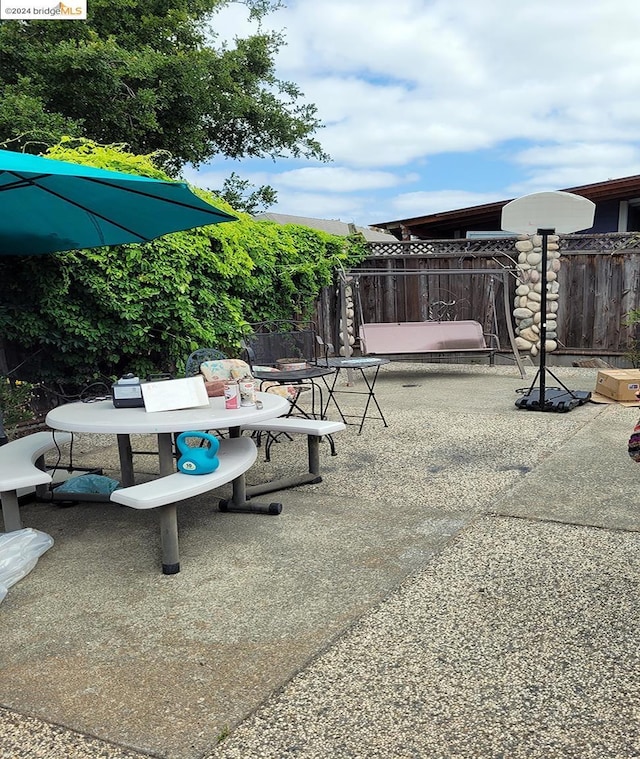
[
  {"x1": 200, "y1": 358, "x2": 252, "y2": 382},
  {"x1": 249, "y1": 365, "x2": 307, "y2": 402},
  {"x1": 198, "y1": 358, "x2": 251, "y2": 396}
]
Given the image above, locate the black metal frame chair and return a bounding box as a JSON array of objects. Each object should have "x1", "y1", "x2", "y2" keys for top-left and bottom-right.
[
  {"x1": 242, "y1": 320, "x2": 332, "y2": 369},
  {"x1": 184, "y1": 348, "x2": 228, "y2": 377},
  {"x1": 182, "y1": 348, "x2": 230, "y2": 443},
  {"x1": 241, "y1": 321, "x2": 338, "y2": 457},
  {"x1": 241, "y1": 321, "x2": 334, "y2": 417}
]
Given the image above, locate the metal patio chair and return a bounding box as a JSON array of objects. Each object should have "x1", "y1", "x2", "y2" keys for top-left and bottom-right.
[{"x1": 242, "y1": 321, "x2": 338, "y2": 458}]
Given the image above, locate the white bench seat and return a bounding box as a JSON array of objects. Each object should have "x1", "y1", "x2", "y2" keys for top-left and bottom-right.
[
  {"x1": 241, "y1": 418, "x2": 346, "y2": 497},
  {"x1": 111, "y1": 436, "x2": 257, "y2": 509},
  {"x1": 110, "y1": 436, "x2": 257, "y2": 574},
  {"x1": 0, "y1": 431, "x2": 72, "y2": 532}
]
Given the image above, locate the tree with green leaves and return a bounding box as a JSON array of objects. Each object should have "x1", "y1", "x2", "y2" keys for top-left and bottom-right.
[
  {"x1": 216, "y1": 171, "x2": 278, "y2": 214},
  {"x1": 0, "y1": 141, "x2": 367, "y2": 390},
  {"x1": 0, "y1": 0, "x2": 328, "y2": 174}
]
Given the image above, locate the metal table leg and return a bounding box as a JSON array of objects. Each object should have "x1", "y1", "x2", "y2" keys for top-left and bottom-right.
[
  {"x1": 322, "y1": 365, "x2": 388, "y2": 434},
  {"x1": 321, "y1": 372, "x2": 347, "y2": 423},
  {"x1": 157, "y1": 432, "x2": 180, "y2": 574},
  {"x1": 218, "y1": 428, "x2": 282, "y2": 514},
  {"x1": 355, "y1": 364, "x2": 388, "y2": 434},
  {"x1": 117, "y1": 434, "x2": 135, "y2": 487}
]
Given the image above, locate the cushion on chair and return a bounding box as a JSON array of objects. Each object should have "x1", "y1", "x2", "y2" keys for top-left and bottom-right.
[
  {"x1": 203, "y1": 379, "x2": 227, "y2": 397},
  {"x1": 199, "y1": 359, "x2": 298, "y2": 402},
  {"x1": 246, "y1": 365, "x2": 301, "y2": 403},
  {"x1": 199, "y1": 359, "x2": 253, "y2": 382},
  {"x1": 199, "y1": 359, "x2": 252, "y2": 397}
]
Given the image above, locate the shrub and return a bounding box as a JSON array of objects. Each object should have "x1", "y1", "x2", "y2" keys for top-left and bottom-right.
[{"x1": 0, "y1": 140, "x2": 367, "y2": 389}]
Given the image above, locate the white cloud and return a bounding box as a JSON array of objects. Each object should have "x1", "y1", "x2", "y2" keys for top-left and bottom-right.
[
  {"x1": 509, "y1": 142, "x2": 640, "y2": 194},
  {"x1": 267, "y1": 189, "x2": 369, "y2": 223},
  {"x1": 277, "y1": 0, "x2": 485, "y2": 88},
  {"x1": 185, "y1": 163, "x2": 413, "y2": 194},
  {"x1": 386, "y1": 190, "x2": 507, "y2": 220},
  {"x1": 301, "y1": 77, "x2": 499, "y2": 166},
  {"x1": 181, "y1": 165, "x2": 228, "y2": 191},
  {"x1": 199, "y1": 0, "x2": 640, "y2": 223},
  {"x1": 515, "y1": 143, "x2": 640, "y2": 171},
  {"x1": 276, "y1": 166, "x2": 411, "y2": 192},
  {"x1": 271, "y1": 0, "x2": 640, "y2": 167},
  {"x1": 206, "y1": 2, "x2": 269, "y2": 46}
]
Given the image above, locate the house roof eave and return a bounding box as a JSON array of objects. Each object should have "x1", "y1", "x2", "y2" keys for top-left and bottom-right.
[{"x1": 373, "y1": 173, "x2": 640, "y2": 233}]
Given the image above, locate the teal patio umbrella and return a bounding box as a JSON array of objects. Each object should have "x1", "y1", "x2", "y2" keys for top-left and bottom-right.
[
  {"x1": 0, "y1": 148, "x2": 236, "y2": 256},
  {"x1": 0, "y1": 148, "x2": 236, "y2": 441}
]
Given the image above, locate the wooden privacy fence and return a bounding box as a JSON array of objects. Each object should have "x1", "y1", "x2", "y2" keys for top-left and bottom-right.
[{"x1": 313, "y1": 233, "x2": 640, "y2": 359}]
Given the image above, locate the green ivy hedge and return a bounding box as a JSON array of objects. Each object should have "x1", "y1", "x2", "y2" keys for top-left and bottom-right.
[{"x1": 0, "y1": 140, "x2": 367, "y2": 389}]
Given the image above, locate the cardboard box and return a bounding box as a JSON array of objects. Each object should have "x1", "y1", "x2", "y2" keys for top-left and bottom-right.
[{"x1": 595, "y1": 370, "x2": 640, "y2": 402}]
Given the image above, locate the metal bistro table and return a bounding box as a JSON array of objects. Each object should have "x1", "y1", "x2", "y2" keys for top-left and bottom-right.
[
  {"x1": 251, "y1": 365, "x2": 336, "y2": 420},
  {"x1": 45, "y1": 392, "x2": 289, "y2": 507},
  {"x1": 320, "y1": 357, "x2": 390, "y2": 434}
]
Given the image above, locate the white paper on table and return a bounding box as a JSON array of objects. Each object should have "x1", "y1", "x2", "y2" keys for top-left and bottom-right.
[{"x1": 141, "y1": 376, "x2": 210, "y2": 413}]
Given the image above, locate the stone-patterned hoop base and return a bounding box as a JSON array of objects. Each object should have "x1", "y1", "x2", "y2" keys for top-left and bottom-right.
[{"x1": 513, "y1": 234, "x2": 560, "y2": 358}]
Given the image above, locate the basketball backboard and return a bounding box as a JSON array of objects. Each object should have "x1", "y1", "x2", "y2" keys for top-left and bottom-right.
[{"x1": 501, "y1": 191, "x2": 595, "y2": 235}]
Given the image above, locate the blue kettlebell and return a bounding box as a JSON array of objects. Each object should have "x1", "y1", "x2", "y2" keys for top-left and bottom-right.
[{"x1": 176, "y1": 432, "x2": 220, "y2": 475}]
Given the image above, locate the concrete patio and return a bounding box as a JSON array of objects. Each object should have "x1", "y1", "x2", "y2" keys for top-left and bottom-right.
[{"x1": 1, "y1": 361, "x2": 640, "y2": 758}]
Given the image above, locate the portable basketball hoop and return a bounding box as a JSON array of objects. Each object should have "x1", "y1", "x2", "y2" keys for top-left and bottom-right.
[{"x1": 501, "y1": 191, "x2": 596, "y2": 412}]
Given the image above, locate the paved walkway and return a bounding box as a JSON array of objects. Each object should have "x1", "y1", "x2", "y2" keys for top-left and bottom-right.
[{"x1": 1, "y1": 362, "x2": 639, "y2": 759}]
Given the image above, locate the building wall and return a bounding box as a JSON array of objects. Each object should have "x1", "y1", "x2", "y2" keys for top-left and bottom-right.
[{"x1": 591, "y1": 199, "x2": 620, "y2": 233}]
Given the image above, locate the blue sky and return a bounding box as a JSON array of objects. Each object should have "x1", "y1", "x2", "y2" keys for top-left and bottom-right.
[{"x1": 183, "y1": 0, "x2": 640, "y2": 228}]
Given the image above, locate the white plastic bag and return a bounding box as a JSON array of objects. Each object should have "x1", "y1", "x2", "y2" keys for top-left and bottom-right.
[{"x1": 0, "y1": 528, "x2": 54, "y2": 605}]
